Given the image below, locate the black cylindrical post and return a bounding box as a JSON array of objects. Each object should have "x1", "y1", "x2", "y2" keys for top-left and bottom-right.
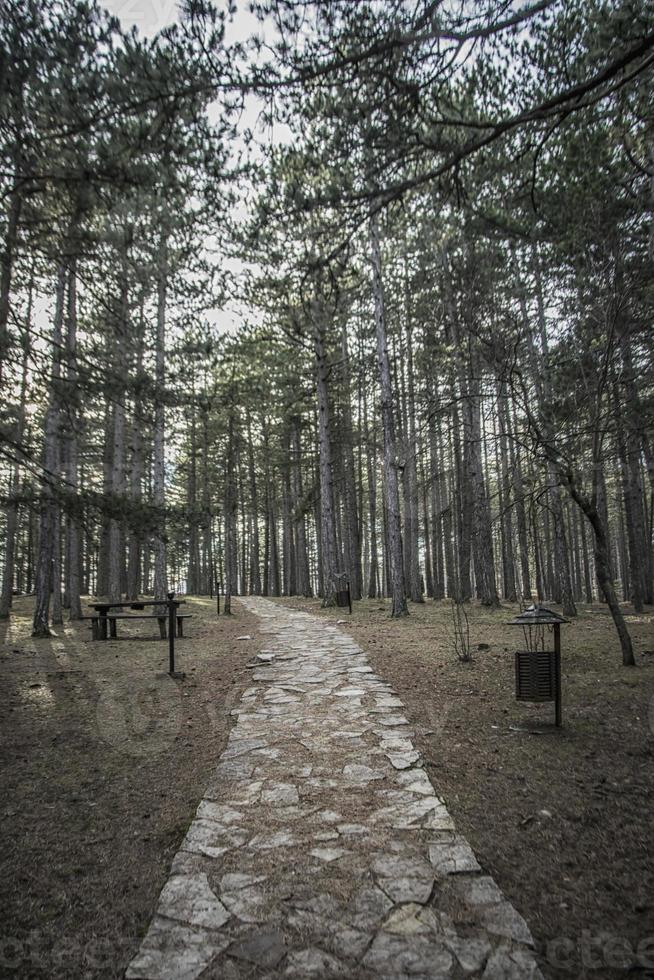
[
  {"x1": 347, "y1": 580, "x2": 352, "y2": 615},
  {"x1": 554, "y1": 623, "x2": 562, "y2": 727},
  {"x1": 168, "y1": 591, "x2": 175, "y2": 674}
]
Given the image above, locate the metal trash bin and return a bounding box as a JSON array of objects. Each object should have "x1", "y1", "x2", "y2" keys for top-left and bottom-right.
[
  {"x1": 514, "y1": 649, "x2": 556, "y2": 701},
  {"x1": 333, "y1": 573, "x2": 352, "y2": 614},
  {"x1": 508, "y1": 604, "x2": 568, "y2": 727}
]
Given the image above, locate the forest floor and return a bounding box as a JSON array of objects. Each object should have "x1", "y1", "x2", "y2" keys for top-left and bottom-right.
[
  {"x1": 274, "y1": 596, "x2": 654, "y2": 979},
  {"x1": 0, "y1": 596, "x2": 259, "y2": 979},
  {"x1": 2, "y1": 594, "x2": 653, "y2": 979}
]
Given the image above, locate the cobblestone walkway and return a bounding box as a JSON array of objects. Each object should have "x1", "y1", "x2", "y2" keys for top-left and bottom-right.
[{"x1": 126, "y1": 597, "x2": 543, "y2": 980}]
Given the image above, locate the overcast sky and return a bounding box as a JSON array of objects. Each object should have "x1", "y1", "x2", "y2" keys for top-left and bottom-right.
[
  {"x1": 97, "y1": 0, "x2": 277, "y2": 335},
  {"x1": 100, "y1": 0, "x2": 260, "y2": 42}
]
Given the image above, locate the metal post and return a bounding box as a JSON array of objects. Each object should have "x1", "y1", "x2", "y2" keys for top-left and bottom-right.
[
  {"x1": 554, "y1": 623, "x2": 562, "y2": 727},
  {"x1": 168, "y1": 591, "x2": 175, "y2": 675},
  {"x1": 347, "y1": 580, "x2": 352, "y2": 615}
]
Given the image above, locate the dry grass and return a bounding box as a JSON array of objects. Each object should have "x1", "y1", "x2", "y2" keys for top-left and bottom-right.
[
  {"x1": 0, "y1": 596, "x2": 258, "y2": 979},
  {"x1": 274, "y1": 595, "x2": 654, "y2": 979},
  {"x1": 3, "y1": 592, "x2": 653, "y2": 979}
]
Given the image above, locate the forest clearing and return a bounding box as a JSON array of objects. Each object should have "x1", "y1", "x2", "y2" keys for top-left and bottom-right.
[
  {"x1": 1, "y1": 595, "x2": 653, "y2": 977},
  {"x1": 1, "y1": 0, "x2": 653, "y2": 977}
]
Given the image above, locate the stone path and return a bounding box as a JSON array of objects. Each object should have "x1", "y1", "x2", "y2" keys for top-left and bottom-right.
[{"x1": 126, "y1": 598, "x2": 543, "y2": 980}]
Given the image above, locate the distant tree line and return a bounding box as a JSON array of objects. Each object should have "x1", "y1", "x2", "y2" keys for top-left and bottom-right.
[{"x1": 0, "y1": 0, "x2": 651, "y2": 666}]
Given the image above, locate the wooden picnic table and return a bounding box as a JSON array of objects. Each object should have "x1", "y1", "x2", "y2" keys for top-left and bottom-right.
[{"x1": 86, "y1": 599, "x2": 187, "y2": 640}]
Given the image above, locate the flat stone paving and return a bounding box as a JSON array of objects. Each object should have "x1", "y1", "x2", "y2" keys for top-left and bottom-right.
[{"x1": 126, "y1": 597, "x2": 543, "y2": 980}]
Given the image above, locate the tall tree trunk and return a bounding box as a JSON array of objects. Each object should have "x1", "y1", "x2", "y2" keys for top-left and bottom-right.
[
  {"x1": 370, "y1": 214, "x2": 407, "y2": 617},
  {"x1": 340, "y1": 323, "x2": 362, "y2": 599},
  {"x1": 126, "y1": 313, "x2": 145, "y2": 601},
  {"x1": 614, "y1": 345, "x2": 651, "y2": 608},
  {"x1": 580, "y1": 506, "x2": 594, "y2": 603},
  {"x1": 64, "y1": 260, "x2": 82, "y2": 619},
  {"x1": 569, "y1": 502, "x2": 583, "y2": 601},
  {"x1": 496, "y1": 381, "x2": 517, "y2": 601},
  {"x1": 268, "y1": 495, "x2": 280, "y2": 597},
  {"x1": 529, "y1": 247, "x2": 576, "y2": 615},
  {"x1": 153, "y1": 236, "x2": 168, "y2": 607},
  {"x1": 520, "y1": 357, "x2": 635, "y2": 663},
  {"x1": 0, "y1": 273, "x2": 32, "y2": 618},
  {"x1": 466, "y1": 354, "x2": 499, "y2": 607},
  {"x1": 97, "y1": 400, "x2": 113, "y2": 597},
  {"x1": 239, "y1": 455, "x2": 248, "y2": 596},
  {"x1": 108, "y1": 236, "x2": 129, "y2": 602},
  {"x1": 312, "y1": 305, "x2": 338, "y2": 606},
  {"x1": 51, "y1": 508, "x2": 63, "y2": 625},
  {"x1": 292, "y1": 419, "x2": 312, "y2": 597},
  {"x1": 262, "y1": 417, "x2": 271, "y2": 596},
  {"x1": 246, "y1": 411, "x2": 262, "y2": 594},
  {"x1": 32, "y1": 261, "x2": 67, "y2": 636},
  {"x1": 281, "y1": 427, "x2": 296, "y2": 595},
  {"x1": 26, "y1": 505, "x2": 35, "y2": 594},
  {"x1": 201, "y1": 399, "x2": 213, "y2": 595},
  {"x1": 452, "y1": 379, "x2": 471, "y2": 599},
  {"x1": 567, "y1": 480, "x2": 636, "y2": 666},
  {"x1": 403, "y1": 312, "x2": 423, "y2": 602},
  {"x1": 363, "y1": 374, "x2": 380, "y2": 598},
  {"x1": 508, "y1": 401, "x2": 532, "y2": 599},
  {"x1": 420, "y1": 444, "x2": 434, "y2": 599},
  {"x1": 550, "y1": 471, "x2": 577, "y2": 616},
  {"x1": 187, "y1": 376, "x2": 201, "y2": 595},
  {"x1": 313, "y1": 465, "x2": 323, "y2": 598},
  {"x1": 443, "y1": 425, "x2": 458, "y2": 598},
  {"x1": 223, "y1": 407, "x2": 238, "y2": 614},
  {"x1": 0, "y1": 183, "x2": 22, "y2": 381},
  {"x1": 428, "y1": 409, "x2": 446, "y2": 600}
]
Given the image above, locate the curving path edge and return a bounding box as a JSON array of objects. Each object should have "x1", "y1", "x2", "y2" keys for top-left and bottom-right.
[{"x1": 125, "y1": 597, "x2": 544, "y2": 980}]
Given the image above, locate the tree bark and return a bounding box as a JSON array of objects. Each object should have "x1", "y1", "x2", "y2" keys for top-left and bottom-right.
[
  {"x1": 0, "y1": 273, "x2": 32, "y2": 618},
  {"x1": 496, "y1": 381, "x2": 517, "y2": 601},
  {"x1": 467, "y1": 356, "x2": 499, "y2": 607},
  {"x1": 107, "y1": 244, "x2": 129, "y2": 602},
  {"x1": 370, "y1": 214, "x2": 407, "y2": 617},
  {"x1": 97, "y1": 399, "x2": 113, "y2": 597},
  {"x1": 201, "y1": 397, "x2": 213, "y2": 595},
  {"x1": 340, "y1": 323, "x2": 362, "y2": 599},
  {"x1": 403, "y1": 311, "x2": 423, "y2": 602},
  {"x1": 530, "y1": 246, "x2": 576, "y2": 616},
  {"x1": 32, "y1": 261, "x2": 67, "y2": 636},
  {"x1": 153, "y1": 235, "x2": 168, "y2": 608},
  {"x1": 363, "y1": 370, "x2": 380, "y2": 598},
  {"x1": 568, "y1": 481, "x2": 636, "y2": 666},
  {"x1": 508, "y1": 401, "x2": 532, "y2": 599},
  {"x1": 126, "y1": 306, "x2": 145, "y2": 601},
  {"x1": 419, "y1": 444, "x2": 434, "y2": 598},
  {"x1": 51, "y1": 508, "x2": 63, "y2": 625},
  {"x1": 64, "y1": 260, "x2": 82, "y2": 619},
  {"x1": 281, "y1": 426, "x2": 296, "y2": 595},
  {"x1": 292, "y1": 418, "x2": 312, "y2": 597},
  {"x1": 187, "y1": 375, "x2": 201, "y2": 595},
  {"x1": 246, "y1": 411, "x2": 262, "y2": 594},
  {"x1": 615, "y1": 338, "x2": 652, "y2": 608},
  {"x1": 223, "y1": 406, "x2": 238, "y2": 613},
  {"x1": 312, "y1": 303, "x2": 338, "y2": 606},
  {"x1": 0, "y1": 182, "x2": 22, "y2": 381}
]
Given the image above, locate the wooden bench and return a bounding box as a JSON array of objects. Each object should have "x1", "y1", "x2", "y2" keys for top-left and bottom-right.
[
  {"x1": 86, "y1": 613, "x2": 191, "y2": 640},
  {"x1": 81, "y1": 615, "x2": 107, "y2": 639}
]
